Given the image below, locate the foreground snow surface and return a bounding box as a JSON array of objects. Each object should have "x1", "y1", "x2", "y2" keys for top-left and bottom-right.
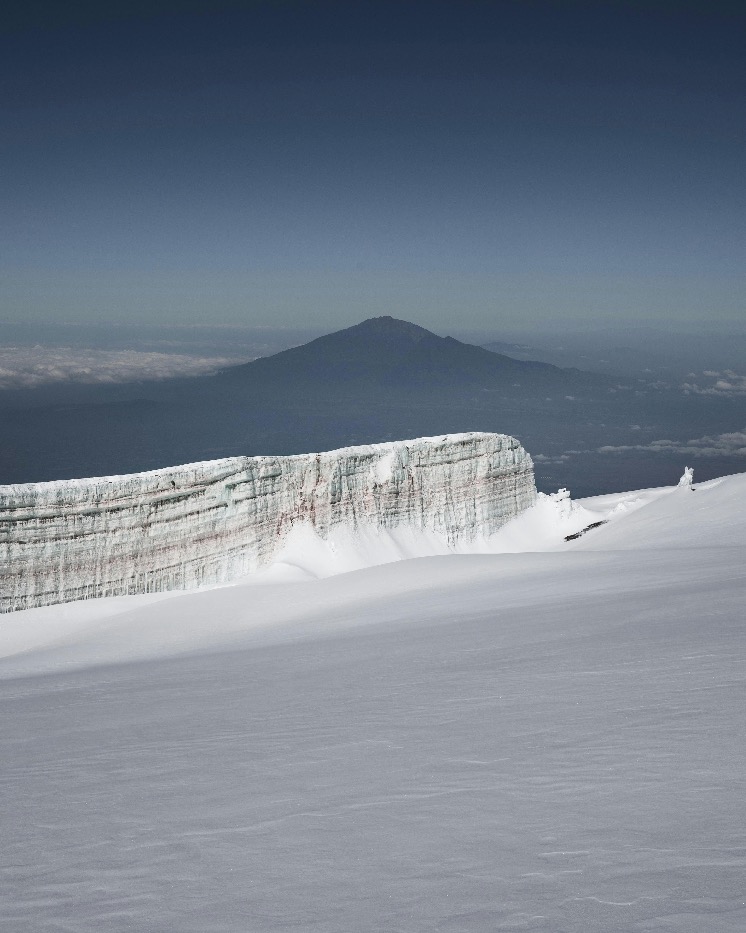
[{"x1": 1, "y1": 475, "x2": 745, "y2": 931}]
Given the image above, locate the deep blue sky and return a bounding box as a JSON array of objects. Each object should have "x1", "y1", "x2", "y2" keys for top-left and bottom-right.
[{"x1": 2, "y1": 1, "x2": 744, "y2": 334}]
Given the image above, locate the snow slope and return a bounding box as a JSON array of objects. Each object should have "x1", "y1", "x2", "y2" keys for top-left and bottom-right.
[{"x1": 0, "y1": 472, "x2": 745, "y2": 931}]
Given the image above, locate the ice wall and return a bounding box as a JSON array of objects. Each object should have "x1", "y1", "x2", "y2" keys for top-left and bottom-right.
[{"x1": 0, "y1": 432, "x2": 536, "y2": 612}]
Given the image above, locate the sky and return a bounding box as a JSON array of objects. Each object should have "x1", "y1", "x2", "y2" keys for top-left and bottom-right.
[{"x1": 1, "y1": 0, "x2": 744, "y2": 335}]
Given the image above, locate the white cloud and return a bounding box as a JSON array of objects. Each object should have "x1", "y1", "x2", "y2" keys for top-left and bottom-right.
[
  {"x1": 598, "y1": 429, "x2": 746, "y2": 459},
  {"x1": 0, "y1": 347, "x2": 245, "y2": 390},
  {"x1": 532, "y1": 453, "x2": 570, "y2": 464},
  {"x1": 681, "y1": 370, "x2": 746, "y2": 396}
]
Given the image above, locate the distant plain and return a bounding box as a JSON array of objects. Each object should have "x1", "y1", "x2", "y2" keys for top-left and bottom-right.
[{"x1": 1, "y1": 318, "x2": 745, "y2": 496}]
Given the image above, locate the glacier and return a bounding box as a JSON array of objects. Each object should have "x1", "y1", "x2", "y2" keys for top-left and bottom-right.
[
  {"x1": 0, "y1": 432, "x2": 536, "y2": 612},
  {"x1": 1, "y1": 472, "x2": 744, "y2": 933}
]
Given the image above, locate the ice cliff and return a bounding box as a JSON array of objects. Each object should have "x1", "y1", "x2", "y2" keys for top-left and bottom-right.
[{"x1": 0, "y1": 432, "x2": 536, "y2": 612}]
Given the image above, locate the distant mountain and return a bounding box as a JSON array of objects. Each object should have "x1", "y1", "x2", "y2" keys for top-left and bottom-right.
[
  {"x1": 214, "y1": 316, "x2": 604, "y2": 398},
  {"x1": 7, "y1": 315, "x2": 733, "y2": 497}
]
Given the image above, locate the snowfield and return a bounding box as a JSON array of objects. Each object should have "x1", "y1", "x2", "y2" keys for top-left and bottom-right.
[{"x1": 1, "y1": 473, "x2": 745, "y2": 931}]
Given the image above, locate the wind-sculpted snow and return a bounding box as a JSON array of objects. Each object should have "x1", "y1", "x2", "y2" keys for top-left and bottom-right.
[{"x1": 0, "y1": 432, "x2": 535, "y2": 611}]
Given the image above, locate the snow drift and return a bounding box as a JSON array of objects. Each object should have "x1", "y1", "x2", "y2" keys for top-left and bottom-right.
[{"x1": 0, "y1": 432, "x2": 536, "y2": 611}]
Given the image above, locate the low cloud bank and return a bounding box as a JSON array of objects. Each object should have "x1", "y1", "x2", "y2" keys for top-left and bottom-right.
[
  {"x1": 0, "y1": 347, "x2": 243, "y2": 390},
  {"x1": 599, "y1": 429, "x2": 746, "y2": 459},
  {"x1": 682, "y1": 370, "x2": 746, "y2": 396}
]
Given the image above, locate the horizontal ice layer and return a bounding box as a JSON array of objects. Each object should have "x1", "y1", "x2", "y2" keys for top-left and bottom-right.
[{"x1": 0, "y1": 432, "x2": 536, "y2": 612}]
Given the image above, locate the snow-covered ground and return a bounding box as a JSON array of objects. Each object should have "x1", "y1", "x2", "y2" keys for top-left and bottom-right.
[{"x1": 1, "y1": 474, "x2": 745, "y2": 931}]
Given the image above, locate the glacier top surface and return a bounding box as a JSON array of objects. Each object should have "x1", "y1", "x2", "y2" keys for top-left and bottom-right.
[{"x1": 0, "y1": 431, "x2": 522, "y2": 494}]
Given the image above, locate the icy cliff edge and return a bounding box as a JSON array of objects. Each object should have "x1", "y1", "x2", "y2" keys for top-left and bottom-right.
[{"x1": 0, "y1": 432, "x2": 536, "y2": 611}]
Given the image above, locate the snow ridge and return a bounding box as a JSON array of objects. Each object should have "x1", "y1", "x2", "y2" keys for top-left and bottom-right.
[{"x1": 0, "y1": 432, "x2": 536, "y2": 611}]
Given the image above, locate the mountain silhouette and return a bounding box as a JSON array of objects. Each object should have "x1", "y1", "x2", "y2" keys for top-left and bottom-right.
[{"x1": 214, "y1": 316, "x2": 601, "y2": 398}]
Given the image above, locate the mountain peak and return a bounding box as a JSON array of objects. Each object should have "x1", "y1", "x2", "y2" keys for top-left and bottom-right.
[
  {"x1": 346, "y1": 316, "x2": 437, "y2": 343},
  {"x1": 220, "y1": 313, "x2": 594, "y2": 398}
]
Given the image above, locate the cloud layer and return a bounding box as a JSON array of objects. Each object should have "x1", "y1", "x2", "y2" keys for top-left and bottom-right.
[
  {"x1": 0, "y1": 347, "x2": 244, "y2": 390},
  {"x1": 599, "y1": 430, "x2": 746, "y2": 459},
  {"x1": 681, "y1": 371, "x2": 746, "y2": 396}
]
